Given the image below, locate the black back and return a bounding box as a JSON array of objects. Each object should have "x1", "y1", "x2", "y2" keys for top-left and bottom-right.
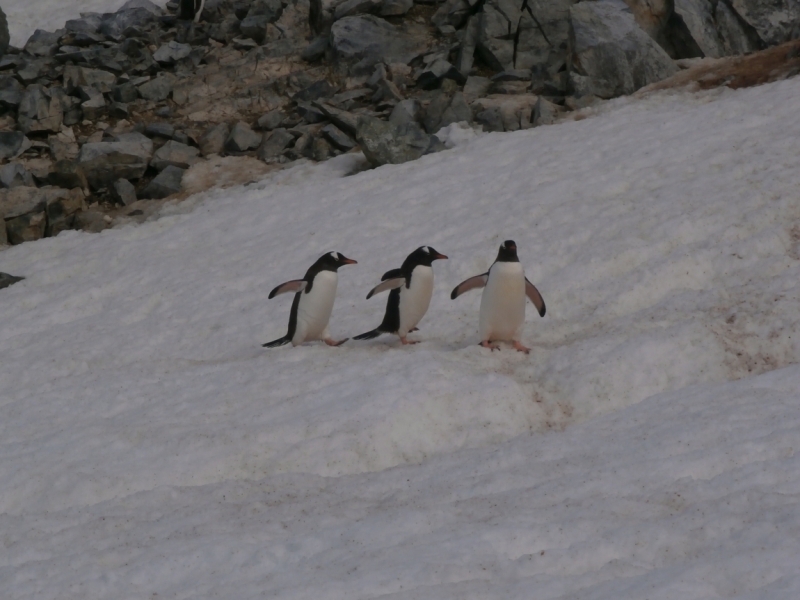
[
  {"x1": 494, "y1": 240, "x2": 519, "y2": 263},
  {"x1": 378, "y1": 246, "x2": 446, "y2": 332}
]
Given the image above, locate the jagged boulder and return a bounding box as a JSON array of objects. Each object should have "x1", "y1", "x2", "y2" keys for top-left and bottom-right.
[
  {"x1": 331, "y1": 15, "x2": 429, "y2": 75},
  {"x1": 17, "y1": 85, "x2": 64, "y2": 134},
  {"x1": 730, "y1": 0, "x2": 799, "y2": 47},
  {"x1": 77, "y1": 133, "x2": 154, "y2": 189},
  {"x1": 568, "y1": 0, "x2": 678, "y2": 98},
  {"x1": 355, "y1": 114, "x2": 442, "y2": 167}
]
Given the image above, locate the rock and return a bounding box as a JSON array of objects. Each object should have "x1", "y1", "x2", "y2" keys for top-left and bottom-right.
[
  {"x1": 438, "y1": 92, "x2": 471, "y2": 129},
  {"x1": 0, "y1": 76, "x2": 23, "y2": 109},
  {"x1": 421, "y1": 91, "x2": 451, "y2": 133},
  {"x1": 0, "y1": 187, "x2": 47, "y2": 220},
  {"x1": 48, "y1": 128, "x2": 81, "y2": 164},
  {"x1": 312, "y1": 102, "x2": 358, "y2": 135},
  {"x1": 293, "y1": 80, "x2": 338, "y2": 103},
  {"x1": 301, "y1": 35, "x2": 330, "y2": 62},
  {"x1": 0, "y1": 8, "x2": 8, "y2": 59},
  {"x1": 432, "y1": 0, "x2": 470, "y2": 33},
  {"x1": 471, "y1": 94, "x2": 539, "y2": 131},
  {"x1": 81, "y1": 91, "x2": 107, "y2": 121},
  {"x1": 463, "y1": 75, "x2": 492, "y2": 102},
  {"x1": 74, "y1": 209, "x2": 112, "y2": 233},
  {"x1": 416, "y1": 58, "x2": 466, "y2": 90},
  {"x1": 389, "y1": 98, "x2": 421, "y2": 127},
  {"x1": 63, "y1": 66, "x2": 117, "y2": 94},
  {"x1": 65, "y1": 14, "x2": 103, "y2": 34},
  {"x1": 568, "y1": 0, "x2": 678, "y2": 98},
  {"x1": 113, "y1": 82, "x2": 139, "y2": 103},
  {"x1": 355, "y1": 114, "x2": 439, "y2": 167},
  {"x1": 380, "y1": 0, "x2": 413, "y2": 17},
  {"x1": 141, "y1": 165, "x2": 184, "y2": 199},
  {"x1": 258, "y1": 109, "x2": 286, "y2": 130},
  {"x1": 138, "y1": 73, "x2": 177, "y2": 101},
  {"x1": 312, "y1": 136, "x2": 334, "y2": 161},
  {"x1": 248, "y1": 0, "x2": 284, "y2": 21},
  {"x1": 257, "y1": 128, "x2": 295, "y2": 161},
  {"x1": 372, "y1": 78, "x2": 404, "y2": 104},
  {"x1": 0, "y1": 132, "x2": 29, "y2": 160},
  {"x1": 153, "y1": 41, "x2": 193, "y2": 65},
  {"x1": 18, "y1": 85, "x2": 64, "y2": 134},
  {"x1": 532, "y1": 95, "x2": 562, "y2": 126},
  {"x1": 331, "y1": 15, "x2": 429, "y2": 75},
  {"x1": 321, "y1": 123, "x2": 356, "y2": 150},
  {"x1": 296, "y1": 101, "x2": 327, "y2": 123},
  {"x1": 47, "y1": 160, "x2": 89, "y2": 190},
  {"x1": 23, "y1": 29, "x2": 64, "y2": 57},
  {"x1": 77, "y1": 133, "x2": 154, "y2": 189},
  {"x1": 456, "y1": 15, "x2": 480, "y2": 75},
  {"x1": 5, "y1": 210, "x2": 46, "y2": 244},
  {"x1": 45, "y1": 187, "x2": 85, "y2": 237},
  {"x1": 198, "y1": 122, "x2": 230, "y2": 156},
  {"x1": 110, "y1": 102, "x2": 130, "y2": 119},
  {"x1": 226, "y1": 121, "x2": 263, "y2": 153},
  {"x1": 715, "y1": 1, "x2": 761, "y2": 56},
  {"x1": 730, "y1": 0, "x2": 798, "y2": 47},
  {"x1": 0, "y1": 224, "x2": 5, "y2": 247},
  {"x1": 144, "y1": 122, "x2": 176, "y2": 139},
  {"x1": 0, "y1": 273, "x2": 25, "y2": 289},
  {"x1": 99, "y1": 7, "x2": 159, "y2": 41},
  {"x1": 111, "y1": 178, "x2": 138, "y2": 205},
  {"x1": 151, "y1": 140, "x2": 202, "y2": 171},
  {"x1": 0, "y1": 163, "x2": 35, "y2": 188}
]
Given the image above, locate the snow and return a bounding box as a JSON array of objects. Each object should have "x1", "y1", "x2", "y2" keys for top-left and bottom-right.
[
  {"x1": 4, "y1": 0, "x2": 169, "y2": 47},
  {"x1": 2, "y1": 6, "x2": 800, "y2": 596}
]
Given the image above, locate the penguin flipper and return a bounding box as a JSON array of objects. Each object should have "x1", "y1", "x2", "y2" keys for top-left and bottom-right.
[
  {"x1": 525, "y1": 278, "x2": 546, "y2": 317},
  {"x1": 262, "y1": 335, "x2": 292, "y2": 348},
  {"x1": 268, "y1": 280, "x2": 307, "y2": 299},
  {"x1": 366, "y1": 277, "x2": 405, "y2": 299},
  {"x1": 353, "y1": 329, "x2": 383, "y2": 341},
  {"x1": 450, "y1": 273, "x2": 488, "y2": 299}
]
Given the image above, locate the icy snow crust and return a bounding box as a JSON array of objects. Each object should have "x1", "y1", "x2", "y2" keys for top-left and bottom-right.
[{"x1": 1, "y1": 72, "x2": 799, "y2": 597}]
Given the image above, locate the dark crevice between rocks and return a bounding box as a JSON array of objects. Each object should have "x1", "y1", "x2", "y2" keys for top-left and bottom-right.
[{"x1": 661, "y1": 10, "x2": 704, "y2": 59}]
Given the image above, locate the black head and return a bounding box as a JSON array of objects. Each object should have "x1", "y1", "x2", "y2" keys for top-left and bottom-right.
[
  {"x1": 495, "y1": 240, "x2": 519, "y2": 262},
  {"x1": 312, "y1": 251, "x2": 358, "y2": 272},
  {"x1": 402, "y1": 246, "x2": 449, "y2": 270}
]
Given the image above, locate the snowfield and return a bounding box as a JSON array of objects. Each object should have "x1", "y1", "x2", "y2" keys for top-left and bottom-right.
[{"x1": 1, "y1": 14, "x2": 800, "y2": 597}]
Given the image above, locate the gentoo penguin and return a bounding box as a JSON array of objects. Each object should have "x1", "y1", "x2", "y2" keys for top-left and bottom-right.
[
  {"x1": 450, "y1": 240, "x2": 545, "y2": 353},
  {"x1": 262, "y1": 251, "x2": 357, "y2": 348},
  {"x1": 180, "y1": 0, "x2": 206, "y2": 22},
  {"x1": 353, "y1": 246, "x2": 448, "y2": 345}
]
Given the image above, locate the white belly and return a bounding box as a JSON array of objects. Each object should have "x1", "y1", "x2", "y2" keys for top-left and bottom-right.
[
  {"x1": 398, "y1": 265, "x2": 434, "y2": 336},
  {"x1": 293, "y1": 271, "x2": 337, "y2": 344},
  {"x1": 479, "y1": 262, "x2": 526, "y2": 342}
]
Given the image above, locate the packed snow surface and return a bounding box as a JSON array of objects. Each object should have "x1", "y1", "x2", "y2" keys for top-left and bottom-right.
[{"x1": 1, "y1": 9, "x2": 800, "y2": 592}]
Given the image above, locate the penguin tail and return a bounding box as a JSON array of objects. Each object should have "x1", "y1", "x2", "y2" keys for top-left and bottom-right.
[
  {"x1": 353, "y1": 329, "x2": 383, "y2": 341},
  {"x1": 262, "y1": 335, "x2": 292, "y2": 348}
]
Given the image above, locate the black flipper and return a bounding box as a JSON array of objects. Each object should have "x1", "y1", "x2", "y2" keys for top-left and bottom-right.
[
  {"x1": 353, "y1": 329, "x2": 383, "y2": 341},
  {"x1": 262, "y1": 335, "x2": 291, "y2": 348}
]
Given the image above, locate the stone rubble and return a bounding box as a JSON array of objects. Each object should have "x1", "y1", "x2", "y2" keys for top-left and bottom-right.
[{"x1": 0, "y1": 0, "x2": 798, "y2": 247}]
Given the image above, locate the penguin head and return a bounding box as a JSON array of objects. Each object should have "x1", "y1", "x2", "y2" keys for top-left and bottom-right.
[
  {"x1": 316, "y1": 251, "x2": 358, "y2": 271},
  {"x1": 496, "y1": 240, "x2": 519, "y2": 262},
  {"x1": 406, "y1": 246, "x2": 449, "y2": 268}
]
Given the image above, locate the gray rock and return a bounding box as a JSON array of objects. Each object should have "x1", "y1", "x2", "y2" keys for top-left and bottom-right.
[
  {"x1": 516, "y1": 0, "x2": 574, "y2": 71},
  {"x1": 0, "y1": 186, "x2": 47, "y2": 220},
  {"x1": 532, "y1": 96, "x2": 561, "y2": 126},
  {"x1": 119, "y1": 0, "x2": 163, "y2": 14},
  {"x1": 257, "y1": 128, "x2": 295, "y2": 161},
  {"x1": 63, "y1": 66, "x2": 117, "y2": 94},
  {"x1": 0, "y1": 163, "x2": 35, "y2": 188},
  {"x1": 5, "y1": 210, "x2": 46, "y2": 245},
  {"x1": 312, "y1": 102, "x2": 358, "y2": 135},
  {"x1": 457, "y1": 15, "x2": 480, "y2": 75},
  {"x1": 0, "y1": 8, "x2": 9, "y2": 59},
  {"x1": 74, "y1": 209, "x2": 111, "y2": 233},
  {"x1": 331, "y1": 15, "x2": 429, "y2": 75},
  {"x1": 0, "y1": 132, "x2": 29, "y2": 160},
  {"x1": 0, "y1": 76, "x2": 23, "y2": 109},
  {"x1": 730, "y1": 0, "x2": 798, "y2": 47},
  {"x1": 110, "y1": 102, "x2": 129, "y2": 119},
  {"x1": 432, "y1": 0, "x2": 470, "y2": 33},
  {"x1": 240, "y1": 15, "x2": 273, "y2": 43},
  {"x1": 145, "y1": 122, "x2": 176, "y2": 139},
  {"x1": 65, "y1": 14, "x2": 103, "y2": 34},
  {"x1": 23, "y1": 29, "x2": 64, "y2": 57},
  {"x1": 226, "y1": 121, "x2": 263, "y2": 153},
  {"x1": 112, "y1": 82, "x2": 139, "y2": 103},
  {"x1": 151, "y1": 140, "x2": 201, "y2": 171},
  {"x1": 321, "y1": 124, "x2": 356, "y2": 151},
  {"x1": 248, "y1": 0, "x2": 283, "y2": 20},
  {"x1": 141, "y1": 165, "x2": 184, "y2": 199},
  {"x1": 111, "y1": 179, "x2": 137, "y2": 206},
  {"x1": 301, "y1": 36, "x2": 330, "y2": 62},
  {"x1": 355, "y1": 115, "x2": 439, "y2": 167},
  {"x1": 45, "y1": 187, "x2": 85, "y2": 237},
  {"x1": 568, "y1": 0, "x2": 678, "y2": 98},
  {"x1": 257, "y1": 109, "x2": 286, "y2": 130},
  {"x1": 0, "y1": 223, "x2": 6, "y2": 247},
  {"x1": 673, "y1": 0, "x2": 725, "y2": 58},
  {"x1": 421, "y1": 91, "x2": 451, "y2": 133},
  {"x1": 0, "y1": 273, "x2": 25, "y2": 290},
  {"x1": 199, "y1": 122, "x2": 230, "y2": 156},
  {"x1": 471, "y1": 94, "x2": 539, "y2": 131},
  {"x1": 138, "y1": 73, "x2": 177, "y2": 101},
  {"x1": 18, "y1": 85, "x2": 64, "y2": 134},
  {"x1": 438, "y1": 92, "x2": 471, "y2": 129},
  {"x1": 153, "y1": 41, "x2": 193, "y2": 65},
  {"x1": 312, "y1": 136, "x2": 334, "y2": 161},
  {"x1": 17, "y1": 59, "x2": 55, "y2": 84},
  {"x1": 381, "y1": 0, "x2": 413, "y2": 17},
  {"x1": 389, "y1": 98, "x2": 421, "y2": 127},
  {"x1": 48, "y1": 130, "x2": 80, "y2": 163},
  {"x1": 47, "y1": 160, "x2": 89, "y2": 190},
  {"x1": 77, "y1": 133, "x2": 154, "y2": 189},
  {"x1": 416, "y1": 58, "x2": 466, "y2": 90},
  {"x1": 474, "y1": 106, "x2": 503, "y2": 132},
  {"x1": 296, "y1": 101, "x2": 328, "y2": 124},
  {"x1": 463, "y1": 75, "x2": 492, "y2": 102},
  {"x1": 293, "y1": 80, "x2": 338, "y2": 103},
  {"x1": 334, "y1": 0, "x2": 381, "y2": 20},
  {"x1": 99, "y1": 7, "x2": 158, "y2": 41},
  {"x1": 81, "y1": 90, "x2": 107, "y2": 121},
  {"x1": 715, "y1": 1, "x2": 761, "y2": 56}
]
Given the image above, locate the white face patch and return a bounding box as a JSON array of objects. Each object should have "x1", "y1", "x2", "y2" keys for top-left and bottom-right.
[
  {"x1": 330, "y1": 251, "x2": 340, "y2": 261},
  {"x1": 422, "y1": 246, "x2": 430, "y2": 254}
]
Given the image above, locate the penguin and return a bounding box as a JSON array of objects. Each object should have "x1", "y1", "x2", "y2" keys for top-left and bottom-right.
[
  {"x1": 353, "y1": 246, "x2": 448, "y2": 345},
  {"x1": 180, "y1": 0, "x2": 206, "y2": 23},
  {"x1": 450, "y1": 240, "x2": 545, "y2": 353},
  {"x1": 262, "y1": 251, "x2": 357, "y2": 348}
]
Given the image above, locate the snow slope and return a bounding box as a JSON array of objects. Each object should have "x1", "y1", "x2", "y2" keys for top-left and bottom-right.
[{"x1": 0, "y1": 26, "x2": 799, "y2": 598}]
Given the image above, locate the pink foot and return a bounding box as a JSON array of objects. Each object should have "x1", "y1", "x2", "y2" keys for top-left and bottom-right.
[
  {"x1": 325, "y1": 338, "x2": 349, "y2": 347},
  {"x1": 400, "y1": 336, "x2": 419, "y2": 345},
  {"x1": 512, "y1": 341, "x2": 530, "y2": 354},
  {"x1": 480, "y1": 340, "x2": 500, "y2": 351}
]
